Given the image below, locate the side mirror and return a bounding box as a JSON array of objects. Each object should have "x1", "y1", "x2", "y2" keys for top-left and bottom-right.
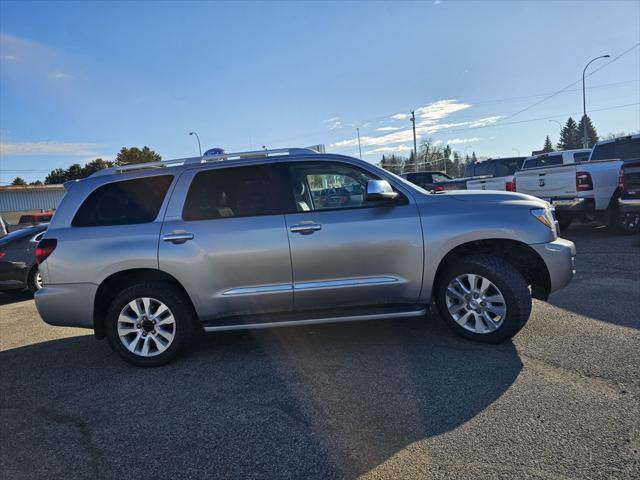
[{"x1": 365, "y1": 179, "x2": 399, "y2": 202}]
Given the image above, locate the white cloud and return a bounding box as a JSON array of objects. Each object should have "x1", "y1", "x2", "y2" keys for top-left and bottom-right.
[
  {"x1": 366, "y1": 145, "x2": 412, "y2": 154},
  {"x1": 0, "y1": 141, "x2": 97, "y2": 156},
  {"x1": 0, "y1": 55, "x2": 19, "y2": 61},
  {"x1": 446, "y1": 137, "x2": 481, "y2": 145},
  {"x1": 323, "y1": 116, "x2": 343, "y2": 130},
  {"x1": 391, "y1": 113, "x2": 410, "y2": 120},
  {"x1": 49, "y1": 72, "x2": 73, "y2": 79},
  {"x1": 415, "y1": 99, "x2": 471, "y2": 126},
  {"x1": 376, "y1": 126, "x2": 403, "y2": 132}
]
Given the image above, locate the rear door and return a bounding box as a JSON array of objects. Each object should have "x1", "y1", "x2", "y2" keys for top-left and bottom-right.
[
  {"x1": 159, "y1": 164, "x2": 293, "y2": 320},
  {"x1": 515, "y1": 153, "x2": 577, "y2": 199},
  {"x1": 283, "y1": 160, "x2": 424, "y2": 310}
]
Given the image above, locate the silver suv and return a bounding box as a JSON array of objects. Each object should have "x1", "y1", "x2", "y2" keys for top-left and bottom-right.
[{"x1": 34, "y1": 148, "x2": 575, "y2": 366}]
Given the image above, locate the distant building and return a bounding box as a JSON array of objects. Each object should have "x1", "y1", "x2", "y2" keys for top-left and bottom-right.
[{"x1": 0, "y1": 184, "x2": 66, "y2": 224}]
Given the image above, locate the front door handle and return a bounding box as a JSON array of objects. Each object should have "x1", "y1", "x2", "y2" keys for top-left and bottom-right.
[
  {"x1": 290, "y1": 222, "x2": 322, "y2": 234},
  {"x1": 162, "y1": 232, "x2": 194, "y2": 244}
]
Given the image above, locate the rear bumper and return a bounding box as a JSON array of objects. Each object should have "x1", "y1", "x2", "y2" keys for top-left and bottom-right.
[
  {"x1": 550, "y1": 197, "x2": 594, "y2": 213},
  {"x1": 34, "y1": 283, "x2": 96, "y2": 329},
  {"x1": 531, "y1": 238, "x2": 576, "y2": 295},
  {"x1": 618, "y1": 197, "x2": 640, "y2": 215}
]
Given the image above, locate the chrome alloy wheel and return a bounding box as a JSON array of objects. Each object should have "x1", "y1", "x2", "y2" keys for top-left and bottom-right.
[
  {"x1": 34, "y1": 271, "x2": 43, "y2": 290},
  {"x1": 117, "y1": 297, "x2": 176, "y2": 357},
  {"x1": 445, "y1": 274, "x2": 507, "y2": 334}
]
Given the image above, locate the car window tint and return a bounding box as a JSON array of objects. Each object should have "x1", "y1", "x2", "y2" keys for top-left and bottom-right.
[
  {"x1": 464, "y1": 164, "x2": 475, "y2": 176},
  {"x1": 72, "y1": 175, "x2": 173, "y2": 227},
  {"x1": 591, "y1": 137, "x2": 640, "y2": 161},
  {"x1": 474, "y1": 161, "x2": 495, "y2": 176},
  {"x1": 288, "y1": 162, "x2": 403, "y2": 212},
  {"x1": 183, "y1": 165, "x2": 289, "y2": 221},
  {"x1": 573, "y1": 151, "x2": 591, "y2": 162},
  {"x1": 431, "y1": 173, "x2": 450, "y2": 183},
  {"x1": 537, "y1": 154, "x2": 563, "y2": 167},
  {"x1": 497, "y1": 157, "x2": 524, "y2": 175}
]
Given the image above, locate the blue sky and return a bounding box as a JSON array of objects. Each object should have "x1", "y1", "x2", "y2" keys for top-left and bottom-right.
[{"x1": 0, "y1": 0, "x2": 639, "y2": 184}]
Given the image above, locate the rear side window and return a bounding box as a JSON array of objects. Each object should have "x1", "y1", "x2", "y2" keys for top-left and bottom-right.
[
  {"x1": 72, "y1": 176, "x2": 173, "y2": 227},
  {"x1": 590, "y1": 137, "x2": 640, "y2": 161},
  {"x1": 474, "y1": 161, "x2": 495, "y2": 176},
  {"x1": 573, "y1": 151, "x2": 591, "y2": 162},
  {"x1": 182, "y1": 165, "x2": 289, "y2": 221},
  {"x1": 496, "y1": 157, "x2": 524, "y2": 176}
]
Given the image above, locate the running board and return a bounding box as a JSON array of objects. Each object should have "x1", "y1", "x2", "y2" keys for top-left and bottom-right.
[{"x1": 201, "y1": 305, "x2": 427, "y2": 333}]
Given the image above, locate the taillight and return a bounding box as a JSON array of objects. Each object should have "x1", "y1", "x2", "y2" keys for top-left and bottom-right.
[
  {"x1": 35, "y1": 238, "x2": 57, "y2": 264},
  {"x1": 506, "y1": 180, "x2": 516, "y2": 192},
  {"x1": 0, "y1": 252, "x2": 5, "y2": 260},
  {"x1": 434, "y1": 185, "x2": 445, "y2": 192},
  {"x1": 576, "y1": 171, "x2": 593, "y2": 191},
  {"x1": 618, "y1": 168, "x2": 625, "y2": 192}
]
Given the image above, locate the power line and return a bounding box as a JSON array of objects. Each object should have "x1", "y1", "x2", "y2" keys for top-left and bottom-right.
[{"x1": 496, "y1": 42, "x2": 640, "y2": 122}]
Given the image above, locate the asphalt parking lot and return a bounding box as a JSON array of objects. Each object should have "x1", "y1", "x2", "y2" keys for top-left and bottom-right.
[{"x1": 1, "y1": 224, "x2": 639, "y2": 480}]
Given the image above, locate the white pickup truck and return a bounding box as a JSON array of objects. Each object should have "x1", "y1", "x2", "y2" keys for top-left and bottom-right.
[
  {"x1": 514, "y1": 147, "x2": 619, "y2": 229},
  {"x1": 465, "y1": 157, "x2": 525, "y2": 191}
]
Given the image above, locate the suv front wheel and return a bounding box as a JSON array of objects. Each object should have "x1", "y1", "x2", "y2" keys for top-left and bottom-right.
[
  {"x1": 105, "y1": 282, "x2": 195, "y2": 367},
  {"x1": 435, "y1": 255, "x2": 532, "y2": 344}
]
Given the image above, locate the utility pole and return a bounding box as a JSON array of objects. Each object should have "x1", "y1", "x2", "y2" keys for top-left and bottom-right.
[
  {"x1": 582, "y1": 54, "x2": 610, "y2": 148},
  {"x1": 356, "y1": 128, "x2": 362, "y2": 159},
  {"x1": 410, "y1": 111, "x2": 417, "y2": 171}
]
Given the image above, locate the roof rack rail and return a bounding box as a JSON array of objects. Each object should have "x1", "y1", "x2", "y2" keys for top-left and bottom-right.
[{"x1": 90, "y1": 147, "x2": 318, "y2": 177}]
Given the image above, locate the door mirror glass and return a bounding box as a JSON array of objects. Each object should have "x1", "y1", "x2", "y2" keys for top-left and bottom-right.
[{"x1": 365, "y1": 180, "x2": 398, "y2": 202}]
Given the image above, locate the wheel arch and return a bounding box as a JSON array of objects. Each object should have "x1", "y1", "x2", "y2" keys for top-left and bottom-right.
[
  {"x1": 93, "y1": 268, "x2": 198, "y2": 339},
  {"x1": 432, "y1": 239, "x2": 551, "y2": 301}
]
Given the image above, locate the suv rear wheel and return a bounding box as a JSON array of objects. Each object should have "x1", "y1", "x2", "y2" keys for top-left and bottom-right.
[
  {"x1": 435, "y1": 255, "x2": 532, "y2": 343},
  {"x1": 105, "y1": 282, "x2": 195, "y2": 367}
]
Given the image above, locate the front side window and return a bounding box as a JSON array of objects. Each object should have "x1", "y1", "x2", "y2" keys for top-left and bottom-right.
[
  {"x1": 288, "y1": 162, "x2": 404, "y2": 212},
  {"x1": 182, "y1": 165, "x2": 289, "y2": 221},
  {"x1": 72, "y1": 175, "x2": 173, "y2": 227}
]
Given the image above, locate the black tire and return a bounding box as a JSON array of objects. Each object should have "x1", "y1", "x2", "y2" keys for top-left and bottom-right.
[
  {"x1": 608, "y1": 201, "x2": 640, "y2": 235},
  {"x1": 26, "y1": 266, "x2": 42, "y2": 293},
  {"x1": 105, "y1": 282, "x2": 195, "y2": 367},
  {"x1": 435, "y1": 255, "x2": 532, "y2": 344},
  {"x1": 556, "y1": 213, "x2": 572, "y2": 232}
]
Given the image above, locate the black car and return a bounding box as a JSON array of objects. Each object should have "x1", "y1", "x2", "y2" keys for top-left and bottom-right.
[
  {"x1": 593, "y1": 135, "x2": 640, "y2": 234},
  {"x1": 0, "y1": 224, "x2": 48, "y2": 292}
]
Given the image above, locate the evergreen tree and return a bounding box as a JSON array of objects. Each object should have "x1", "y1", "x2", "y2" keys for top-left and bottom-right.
[
  {"x1": 471, "y1": 152, "x2": 478, "y2": 163},
  {"x1": 116, "y1": 146, "x2": 161, "y2": 165},
  {"x1": 576, "y1": 115, "x2": 599, "y2": 148},
  {"x1": 557, "y1": 117, "x2": 581, "y2": 150},
  {"x1": 11, "y1": 177, "x2": 27, "y2": 186},
  {"x1": 542, "y1": 135, "x2": 554, "y2": 153}
]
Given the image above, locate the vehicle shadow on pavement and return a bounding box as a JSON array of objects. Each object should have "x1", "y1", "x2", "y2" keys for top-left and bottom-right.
[
  {"x1": 550, "y1": 224, "x2": 640, "y2": 330},
  {"x1": 0, "y1": 291, "x2": 33, "y2": 306},
  {"x1": 0, "y1": 315, "x2": 522, "y2": 479}
]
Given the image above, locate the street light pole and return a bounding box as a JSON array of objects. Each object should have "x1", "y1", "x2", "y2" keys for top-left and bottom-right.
[
  {"x1": 410, "y1": 111, "x2": 417, "y2": 171},
  {"x1": 189, "y1": 131, "x2": 202, "y2": 157},
  {"x1": 356, "y1": 128, "x2": 362, "y2": 160},
  {"x1": 582, "y1": 54, "x2": 610, "y2": 148}
]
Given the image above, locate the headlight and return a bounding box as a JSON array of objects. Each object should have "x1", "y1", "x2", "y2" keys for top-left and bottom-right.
[{"x1": 531, "y1": 207, "x2": 555, "y2": 230}]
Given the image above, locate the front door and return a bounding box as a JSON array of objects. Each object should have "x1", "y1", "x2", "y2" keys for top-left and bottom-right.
[{"x1": 284, "y1": 160, "x2": 424, "y2": 310}]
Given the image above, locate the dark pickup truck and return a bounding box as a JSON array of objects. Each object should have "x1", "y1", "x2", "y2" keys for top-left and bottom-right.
[
  {"x1": 616, "y1": 143, "x2": 640, "y2": 234},
  {"x1": 400, "y1": 170, "x2": 486, "y2": 191}
]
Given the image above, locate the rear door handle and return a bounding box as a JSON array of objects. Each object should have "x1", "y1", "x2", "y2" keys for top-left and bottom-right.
[
  {"x1": 162, "y1": 232, "x2": 194, "y2": 244},
  {"x1": 290, "y1": 222, "x2": 322, "y2": 234}
]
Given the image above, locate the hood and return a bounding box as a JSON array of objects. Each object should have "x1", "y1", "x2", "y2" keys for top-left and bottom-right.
[{"x1": 439, "y1": 189, "x2": 549, "y2": 207}]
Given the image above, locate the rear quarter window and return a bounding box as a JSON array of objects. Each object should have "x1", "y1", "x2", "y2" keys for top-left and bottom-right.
[{"x1": 72, "y1": 175, "x2": 173, "y2": 227}]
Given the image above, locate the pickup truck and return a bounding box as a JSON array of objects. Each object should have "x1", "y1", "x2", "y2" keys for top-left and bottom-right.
[
  {"x1": 512, "y1": 148, "x2": 619, "y2": 230},
  {"x1": 400, "y1": 170, "x2": 476, "y2": 191},
  {"x1": 607, "y1": 136, "x2": 640, "y2": 234},
  {"x1": 465, "y1": 157, "x2": 525, "y2": 192}
]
